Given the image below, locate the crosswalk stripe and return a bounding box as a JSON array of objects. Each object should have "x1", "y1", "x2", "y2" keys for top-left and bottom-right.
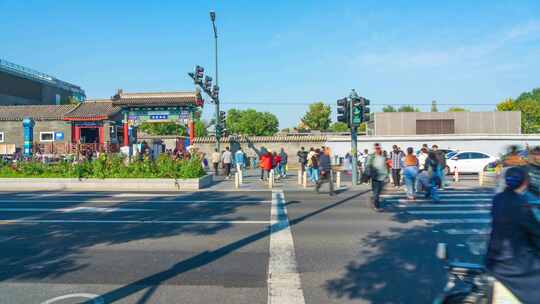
[
  {"x1": 385, "y1": 198, "x2": 491, "y2": 203},
  {"x1": 397, "y1": 204, "x2": 491, "y2": 208},
  {"x1": 407, "y1": 210, "x2": 490, "y2": 215},
  {"x1": 425, "y1": 218, "x2": 491, "y2": 224},
  {"x1": 381, "y1": 193, "x2": 493, "y2": 198},
  {"x1": 444, "y1": 228, "x2": 491, "y2": 235}
]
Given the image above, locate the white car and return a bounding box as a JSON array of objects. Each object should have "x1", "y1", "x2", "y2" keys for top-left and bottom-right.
[{"x1": 445, "y1": 151, "x2": 496, "y2": 174}]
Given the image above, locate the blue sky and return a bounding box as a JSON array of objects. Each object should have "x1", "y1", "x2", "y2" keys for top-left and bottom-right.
[{"x1": 1, "y1": 0, "x2": 539, "y2": 128}]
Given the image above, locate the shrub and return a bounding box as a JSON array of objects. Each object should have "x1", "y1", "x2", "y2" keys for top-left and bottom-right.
[{"x1": 0, "y1": 154, "x2": 206, "y2": 179}]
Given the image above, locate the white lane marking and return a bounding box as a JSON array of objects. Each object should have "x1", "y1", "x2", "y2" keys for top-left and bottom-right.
[
  {"x1": 41, "y1": 293, "x2": 104, "y2": 304},
  {"x1": 0, "y1": 207, "x2": 150, "y2": 213},
  {"x1": 444, "y1": 228, "x2": 491, "y2": 235},
  {"x1": 0, "y1": 200, "x2": 271, "y2": 204},
  {"x1": 0, "y1": 219, "x2": 273, "y2": 224},
  {"x1": 381, "y1": 193, "x2": 493, "y2": 198},
  {"x1": 268, "y1": 190, "x2": 305, "y2": 304},
  {"x1": 425, "y1": 219, "x2": 492, "y2": 224},
  {"x1": 407, "y1": 210, "x2": 491, "y2": 215},
  {"x1": 385, "y1": 198, "x2": 491, "y2": 203},
  {"x1": 397, "y1": 204, "x2": 491, "y2": 208}
]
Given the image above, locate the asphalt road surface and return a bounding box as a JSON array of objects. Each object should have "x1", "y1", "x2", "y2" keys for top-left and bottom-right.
[{"x1": 0, "y1": 185, "x2": 493, "y2": 303}]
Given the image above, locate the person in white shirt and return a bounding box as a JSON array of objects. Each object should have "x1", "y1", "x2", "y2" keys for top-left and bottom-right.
[
  {"x1": 211, "y1": 149, "x2": 221, "y2": 175},
  {"x1": 221, "y1": 147, "x2": 233, "y2": 179}
]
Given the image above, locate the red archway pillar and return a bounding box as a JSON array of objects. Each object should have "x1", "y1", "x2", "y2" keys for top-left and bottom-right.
[
  {"x1": 189, "y1": 120, "x2": 195, "y2": 145},
  {"x1": 123, "y1": 112, "x2": 129, "y2": 147}
]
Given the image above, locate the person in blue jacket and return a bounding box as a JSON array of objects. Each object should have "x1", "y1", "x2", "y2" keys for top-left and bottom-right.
[{"x1": 485, "y1": 166, "x2": 540, "y2": 303}]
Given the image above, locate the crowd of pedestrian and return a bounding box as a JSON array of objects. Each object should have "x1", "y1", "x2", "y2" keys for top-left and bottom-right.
[
  {"x1": 208, "y1": 146, "x2": 289, "y2": 181},
  {"x1": 351, "y1": 143, "x2": 448, "y2": 211}
]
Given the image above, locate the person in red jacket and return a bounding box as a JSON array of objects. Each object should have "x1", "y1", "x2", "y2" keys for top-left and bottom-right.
[
  {"x1": 260, "y1": 151, "x2": 273, "y2": 181},
  {"x1": 273, "y1": 152, "x2": 282, "y2": 179}
]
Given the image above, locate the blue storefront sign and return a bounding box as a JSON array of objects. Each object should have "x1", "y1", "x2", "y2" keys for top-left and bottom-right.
[{"x1": 55, "y1": 132, "x2": 64, "y2": 141}]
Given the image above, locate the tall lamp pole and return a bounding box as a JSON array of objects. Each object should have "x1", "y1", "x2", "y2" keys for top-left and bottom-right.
[
  {"x1": 349, "y1": 89, "x2": 359, "y2": 186},
  {"x1": 210, "y1": 11, "x2": 220, "y2": 152}
]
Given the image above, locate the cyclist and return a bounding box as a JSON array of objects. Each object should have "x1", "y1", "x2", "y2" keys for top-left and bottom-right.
[{"x1": 486, "y1": 166, "x2": 540, "y2": 303}]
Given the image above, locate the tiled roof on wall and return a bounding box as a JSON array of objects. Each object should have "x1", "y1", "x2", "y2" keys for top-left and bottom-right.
[{"x1": 193, "y1": 135, "x2": 328, "y2": 143}]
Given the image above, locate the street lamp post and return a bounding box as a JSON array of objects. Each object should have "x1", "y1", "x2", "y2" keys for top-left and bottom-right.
[
  {"x1": 349, "y1": 89, "x2": 359, "y2": 186},
  {"x1": 210, "y1": 11, "x2": 220, "y2": 152}
]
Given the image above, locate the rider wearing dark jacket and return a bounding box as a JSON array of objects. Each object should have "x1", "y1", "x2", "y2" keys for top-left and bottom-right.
[{"x1": 485, "y1": 167, "x2": 540, "y2": 303}]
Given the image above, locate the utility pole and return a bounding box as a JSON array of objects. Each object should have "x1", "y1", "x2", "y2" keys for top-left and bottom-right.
[{"x1": 210, "y1": 11, "x2": 220, "y2": 152}]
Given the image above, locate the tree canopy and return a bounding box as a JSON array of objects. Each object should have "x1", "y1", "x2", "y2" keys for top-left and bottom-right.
[
  {"x1": 138, "y1": 120, "x2": 208, "y2": 137},
  {"x1": 382, "y1": 105, "x2": 396, "y2": 112},
  {"x1": 398, "y1": 105, "x2": 420, "y2": 112},
  {"x1": 226, "y1": 109, "x2": 279, "y2": 136},
  {"x1": 329, "y1": 122, "x2": 349, "y2": 132},
  {"x1": 497, "y1": 88, "x2": 540, "y2": 133},
  {"x1": 382, "y1": 105, "x2": 420, "y2": 112},
  {"x1": 447, "y1": 107, "x2": 468, "y2": 112},
  {"x1": 139, "y1": 122, "x2": 185, "y2": 136},
  {"x1": 301, "y1": 102, "x2": 332, "y2": 131}
]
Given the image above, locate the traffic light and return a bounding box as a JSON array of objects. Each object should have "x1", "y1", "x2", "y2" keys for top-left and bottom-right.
[
  {"x1": 212, "y1": 85, "x2": 220, "y2": 100},
  {"x1": 188, "y1": 65, "x2": 205, "y2": 86},
  {"x1": 204, "y1": 76, "x2": 213, "y2": 91},
  {"x1": 360, "y1": 97, "x2": 371, "y2": 123},
  {"x1": 337, "y1": 98, "x2": 350, "y2": 125},
  {"x1": 216, "y1": 110, "x2": 227, "y2": 138},
  {"x1": 351, "y1": 102, "x2": 362, "y2": 127}
]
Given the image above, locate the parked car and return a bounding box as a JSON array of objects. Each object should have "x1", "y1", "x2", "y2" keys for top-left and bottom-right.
[{"x1": 445, "y1": 151, "x2": 497, "y2": 174}]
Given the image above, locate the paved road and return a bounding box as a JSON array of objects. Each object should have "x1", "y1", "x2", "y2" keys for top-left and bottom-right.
[{"x1": 0, "y1": 185, "x2": 494, "y2": 303}]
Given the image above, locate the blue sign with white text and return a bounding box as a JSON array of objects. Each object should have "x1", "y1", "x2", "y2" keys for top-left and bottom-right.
[
  {"x1": 150, "y1": 114, "x2": 168, "y2": 120},
  {"x1": 55, "y1": 132, "x2": 64, "y2": 141}
]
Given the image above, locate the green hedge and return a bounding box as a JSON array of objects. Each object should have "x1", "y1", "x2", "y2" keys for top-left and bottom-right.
[{"x1": 0, "y1": 154, "x2": 206, "y2": 179}]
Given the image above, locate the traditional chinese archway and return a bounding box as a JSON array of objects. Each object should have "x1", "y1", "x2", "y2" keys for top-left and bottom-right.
[{"x1": 111, "y1": 90, "x2": 203, "y2": 148}]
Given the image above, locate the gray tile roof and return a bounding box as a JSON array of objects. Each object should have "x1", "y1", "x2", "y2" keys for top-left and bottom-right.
[
  {"x1": 112, "y1": 91, "x2": 201, "y2": 106},
  {"x1": 0, "y1": 105, "x2": 78, "y2": 121},
  {"x1": 64, "y1": 100, "x2": 121, "y2": 120}
]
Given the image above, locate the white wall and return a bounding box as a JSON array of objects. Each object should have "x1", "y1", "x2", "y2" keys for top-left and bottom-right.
[{"x1": 326, "y1": 134, "x2": 540, "y2": 158}]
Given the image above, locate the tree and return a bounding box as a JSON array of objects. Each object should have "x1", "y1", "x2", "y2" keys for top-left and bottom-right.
[
  {"x1": 194, "y1": 120, "x2": 208, "y2": 137},
  {"x1": 497, "y1": 88, "x2": 540, "y2": 134},
  {"x1": 139, "y1": 122, "x2": 185, "y2": 136},
  {"x1": 329, "y1": 122, "x2": 349, "y2": 132},
  {"x1": 226, "y1": 109, "x2": 279, "y2": 136},
  {"x1": 447, "y1": 107, "x2": 468, "y2": 112},
  {"x1": 398, "y1": 105, "x2": 420, "y2": 112},
  {"x1": 301, "y1": 102, "x2": 332, "y2": 131},
  {"x1": 431, "y1": 100, "x2": 438, "y2": 112},
  {"x1": 382, "y1": 105, "x2": 397, "y2": 112}
]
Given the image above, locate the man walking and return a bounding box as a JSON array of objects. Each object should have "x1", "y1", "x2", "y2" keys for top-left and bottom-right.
[
  {"x1": 366, "y1": 143, "x2": 388, "y2": 211},
  {"x1": 431, "y1": 145, "x2": 446, "y2": 189},
  {"x1": 390, "y1": 145, "x2": 404, "y2": 188},
  {"x1": 221, "y1": 147, "x2": 232, "y2": 179},
  {"x1": 211, "y1": 148, "x2": 221, "y2": 175},
  {"x1": 315, "y1": 147, "x2": 335, "y2": 195},
  {"x1": 297, "y1": 147, "x2": 308, "y2": 174},
  {"x1": 279, "y1": 148, "x2": 288, "y2": 178}
]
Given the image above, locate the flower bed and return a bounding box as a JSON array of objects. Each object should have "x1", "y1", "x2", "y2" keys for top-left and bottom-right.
[{"x1": 0, "y1": 154, "x2": 206, "y2": 179}]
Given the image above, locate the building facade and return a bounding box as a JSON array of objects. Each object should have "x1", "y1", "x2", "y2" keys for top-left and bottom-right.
[
  {"x1": 0, "y1": 90, "x2": 202, "y2": 155},
  {"x1": 0, "y1": 59, "x2": 85, "y2": 106},
  {"x1": 369, "y1": 111, "x2": 521, "y2": 136}
]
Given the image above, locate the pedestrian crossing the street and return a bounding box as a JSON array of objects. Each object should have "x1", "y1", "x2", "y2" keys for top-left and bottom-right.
[{"x1": 382, "y1": 188, "x2": 495, "y2": 236}]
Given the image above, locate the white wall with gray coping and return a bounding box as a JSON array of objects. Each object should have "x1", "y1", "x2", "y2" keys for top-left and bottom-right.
[{"x1": 326, "y1": 134, "x2": 540, "y2": 158}]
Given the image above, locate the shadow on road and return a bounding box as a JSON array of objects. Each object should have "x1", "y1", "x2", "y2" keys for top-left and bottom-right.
[
  {"x1": 0, "y1": 191, "x2": 266, "y2": 282},
  {"x1": 72, "y1": 190, "x2": 370, "y2": 303}
]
